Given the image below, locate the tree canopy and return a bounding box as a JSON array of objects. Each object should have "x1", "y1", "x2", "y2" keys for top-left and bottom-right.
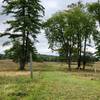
[
  {"x1": 1, "y1": 0, "x2": 44, "y2": 70},
  {"x1": 44, "y1": 2, "x2": 97, "y2": 70}
]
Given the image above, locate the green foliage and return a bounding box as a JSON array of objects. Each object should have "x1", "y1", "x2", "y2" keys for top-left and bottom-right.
[
  {"x1": 44, "y1": 2, "x2": 97, "y2": 70},
  {"x1": 88, "y1": 2, "x2": 100, "y2": 24},
  {"x1": 0, "y1": 54, "x2": 5, "y2": 59},
  {"x1": 4, "y1": 40, "x2": 37, "y2": 63},
  {"x1": 88, "y1": 1, "x2": 100, "y2": 60},
  {"x1": 2, "y1": 0, "x2": 44, "y2": 35},
  {"x1": 37, "y1": 54, "x2": 59, "y2": 62},
  {"x1": 2, "y1": 0, "x2": 44, "y2": 70}
]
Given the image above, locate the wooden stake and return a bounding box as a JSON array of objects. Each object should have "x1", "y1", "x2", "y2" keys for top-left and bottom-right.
[{"x1": 30, "y1": 52, "x2": 33, "y2": 79}]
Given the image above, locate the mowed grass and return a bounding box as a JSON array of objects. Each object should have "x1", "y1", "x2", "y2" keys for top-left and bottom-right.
[{"x1": 0, "y1": 60, "x2": 100, "y2": 100}]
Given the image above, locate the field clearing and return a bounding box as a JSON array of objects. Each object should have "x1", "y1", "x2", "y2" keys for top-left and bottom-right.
[{"x1": 0, "y1": 60, "x2": 100, "y2": 100}]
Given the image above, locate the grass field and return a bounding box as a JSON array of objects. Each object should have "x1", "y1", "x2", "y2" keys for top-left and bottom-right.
[{"x1": 0, "y1": 60, "x2": 100, "y2": 100}]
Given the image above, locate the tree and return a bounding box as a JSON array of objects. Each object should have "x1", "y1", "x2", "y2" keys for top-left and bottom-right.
[
  {"x1": 82, "y1": 14, "x2": 96, "y2": 70},
  {"x1": 88, "y1": 1, "x2": 100, "y2": 26},
  {"x1": 67, "y1": 2, "x2": 97, "y2": 69},
  {"x1": 44, "y1": 2, "x2": 97, "y2": 70},
  {"x1": 43, "y1": 11, "x2": 74, "y2": 70},
  {"x1": 88, "y1": 1, "x2": 100, "y2": 61},
  {"x1": 4, "y1": 39, "x2": 37, "y2": 69},
  {"x1": 1, "y1": 0, "x2": 44, "y2": 70}
]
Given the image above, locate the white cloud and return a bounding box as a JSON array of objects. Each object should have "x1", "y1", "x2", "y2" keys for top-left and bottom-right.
[{"x1": 43, "y1": 0, "x2": 58, "y2": 9}]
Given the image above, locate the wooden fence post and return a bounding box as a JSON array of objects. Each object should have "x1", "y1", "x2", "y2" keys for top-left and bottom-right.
[{"x1": 30, "y1": 52, "x2": 33, "y2": 79}]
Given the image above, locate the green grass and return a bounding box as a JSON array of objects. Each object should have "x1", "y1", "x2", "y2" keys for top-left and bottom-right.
[
  {"x1": 0, "y1": 61, "x2": 100, "y2": 100},
  {"x1": 0, "y1": 71, "x2": 100, "y2": 100}
]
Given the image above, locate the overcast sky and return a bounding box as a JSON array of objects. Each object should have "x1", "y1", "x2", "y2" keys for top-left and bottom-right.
[{"x1": 0, "y1": 0, "x2": 97, "y2": 55}]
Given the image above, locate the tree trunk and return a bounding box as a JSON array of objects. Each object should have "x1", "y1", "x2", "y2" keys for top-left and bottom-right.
[
  {"x1": 65, "y1": 41, "x2": 69, "y2": 64},
  {"x1": 78, "y1": 48, "x2": 81, "y2": 69},
  {"x1": 68, "y1": 37, "x2": 73, "y2": 71},
  {"x1": 19, "y1": 5, "x2": 26, "y2": 71},
  {"x1": 25, "y1": 32, "x2": 29, "y2": 63},
  {"x1": 60, "y1": 29, "x2": 70, "y2": 70},
  {"x1": 83, "y1": 37, "x2": 87, "y2": 70},
  {"x1": 68, "y1": 48, "x2": 71, "y2": 71},
  {"x1": 77, "y1": 38, "x2": 82, "y2": 69},
  {"x1": 68, "y1": 58, "x2": 71, "y2": 70},
  {"x1": 19, "y1": 60, "x2": 25, "y2": 70}
]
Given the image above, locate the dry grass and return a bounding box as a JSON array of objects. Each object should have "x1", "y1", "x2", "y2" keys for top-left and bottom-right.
[
  {"x1": 0, "y1": 71, "x2": 30, "y2": 77},
  {"x1": 0, "y1": 60, "x2": 100, "y2": 72},
  {"x1": 0, "y1": 60, "x2": 100, "y2": 80},
  {"x1": 0, "y1": 60, "x2": 18, "y2": 71}
]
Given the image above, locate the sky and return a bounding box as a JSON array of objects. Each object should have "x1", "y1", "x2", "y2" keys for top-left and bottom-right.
[{"x1": 0, "y1": 0, "x2": 97, "y2": 55}]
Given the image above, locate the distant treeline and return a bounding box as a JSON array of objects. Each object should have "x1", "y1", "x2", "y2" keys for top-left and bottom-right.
[
  {"x1": 0, "y1": 53, "x2": 59, "y2": 62},
  {"x1": 0, "y1": 53, "x2": 98, "y2": 64}
]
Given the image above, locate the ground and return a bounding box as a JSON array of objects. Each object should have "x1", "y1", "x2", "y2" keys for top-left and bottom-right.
[{"x1": 0, "y1": 60, "x2": 100, "y2": 100}]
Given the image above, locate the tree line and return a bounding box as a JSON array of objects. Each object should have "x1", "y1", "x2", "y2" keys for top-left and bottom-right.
[{"x1": 43, "y1": 1, "x2": 100, "y2": 70}]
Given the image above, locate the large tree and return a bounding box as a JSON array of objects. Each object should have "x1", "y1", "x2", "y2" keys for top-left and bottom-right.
[
  {"x1": 1, "y1": 0, "x2": 44, "y2": 70},
  {"x1": 88, "y1": 1, "x2": 100, "y2": 60},
  {"x1": 44, "y1": 2, "x2": 97, "y2": 70},
  {"x1": 44, "y1": 12, "x2": 74, "y2": 70}
]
